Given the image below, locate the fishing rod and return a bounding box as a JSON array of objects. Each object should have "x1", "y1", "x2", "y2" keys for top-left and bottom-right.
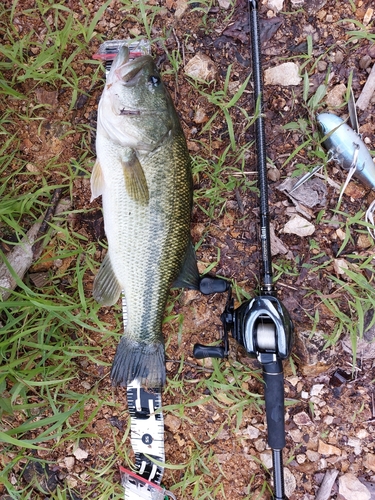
[{"x1": 194, "y1": 1, "x2": 294, "y2": 498}]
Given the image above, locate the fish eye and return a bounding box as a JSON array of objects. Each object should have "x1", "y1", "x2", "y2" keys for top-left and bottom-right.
[{"x1": 149, "y1": 75, "x2": 161, "y2": 87}]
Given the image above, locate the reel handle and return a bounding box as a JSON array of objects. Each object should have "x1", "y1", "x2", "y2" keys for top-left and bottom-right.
[{"x1": 193, "y1": 344, "x2": 226, "y2": 359}]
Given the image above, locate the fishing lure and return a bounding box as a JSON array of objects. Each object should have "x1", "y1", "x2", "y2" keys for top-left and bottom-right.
[
  {"x1": 317, "y1": 113, "x2": 375, "y2": 238},
  {"x1": 291, "y1": 110, "x2": 375, "y2": 238},
  {"x1": 317, "y1": 113, "x2": 375, "y2": 190}
]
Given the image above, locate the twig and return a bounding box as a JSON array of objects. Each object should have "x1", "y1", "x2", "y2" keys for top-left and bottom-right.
[
  {"x1": 315, "y1": 469, "x2": 339, "y2": 500},
  {"x1": 0, "y1": 195, "x2": 71, "y2": 301},
  {"x1": 32, "y1": 187, "x2": 62, "y2": 259},
  {"x1": 356, "y1": 63, "x2": 375, "y2": 111}
]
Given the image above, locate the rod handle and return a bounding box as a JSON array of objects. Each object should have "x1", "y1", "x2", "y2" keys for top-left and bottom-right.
[{"x1": 263, "y1": 361, "x2": 286, "y2": 450}]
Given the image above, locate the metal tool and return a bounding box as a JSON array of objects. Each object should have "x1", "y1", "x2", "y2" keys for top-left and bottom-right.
[{"x1": 193, "y1": 1, "x2": 294, "y2": 498}]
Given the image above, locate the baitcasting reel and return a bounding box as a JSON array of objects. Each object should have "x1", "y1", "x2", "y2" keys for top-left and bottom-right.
[{"x1": 194, "y1": 278, "x2": 293, "y2": 366}]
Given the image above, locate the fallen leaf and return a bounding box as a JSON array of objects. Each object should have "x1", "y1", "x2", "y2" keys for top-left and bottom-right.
[{"x1": 284, "y1": 215, "x2": 315, "y2": 237}]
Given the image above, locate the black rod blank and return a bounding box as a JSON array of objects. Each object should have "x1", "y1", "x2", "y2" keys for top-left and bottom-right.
[{"x1": 248, "y1": 0, "x2": 273, "y2": 294}]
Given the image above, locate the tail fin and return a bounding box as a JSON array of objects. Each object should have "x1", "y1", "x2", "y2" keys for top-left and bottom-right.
[{"x1": 110, "y1": 338, "x2": 166, "y2": 387}]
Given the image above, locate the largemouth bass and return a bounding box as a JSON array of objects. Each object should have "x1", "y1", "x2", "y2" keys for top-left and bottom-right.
[{"x1": 91, "y1": 47, "x2": 199, "y2": 387}]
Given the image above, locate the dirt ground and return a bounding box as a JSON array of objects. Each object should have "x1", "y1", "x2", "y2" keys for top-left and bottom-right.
[{"x1": 1, "y1": 0, "x2": 375, "y2": 499}]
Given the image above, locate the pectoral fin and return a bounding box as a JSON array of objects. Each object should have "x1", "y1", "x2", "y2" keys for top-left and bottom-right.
[
  {"x1": 121, "y1": 151, "x2": 149, "y2": 204},
  {"x1": 172, "y1": 240, "x2": 200, "y2": 290},
  {"x1": 93, "y1": 253, "x2": 122, "y2": 306},
  {"x1": 90, "y1": 160, "x2": 105, "y2": 202}
]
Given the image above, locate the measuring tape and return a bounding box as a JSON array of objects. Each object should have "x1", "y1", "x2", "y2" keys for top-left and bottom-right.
[{"x1": 121, "y1": 379, "x2": 176, "y2": 500}]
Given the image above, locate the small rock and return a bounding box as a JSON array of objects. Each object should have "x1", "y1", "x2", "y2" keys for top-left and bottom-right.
[
  {"x1": 357, "y1": 233, "x2": 371, "y2": 249},
  {"x1": 164, "y1": 414, "x2": 181, "y2": 433},
  {"x1": 264, "y1": 62, "x2": 302, "y2": 86},
  {"x1": 268, "y1": 166, "x2": 280, "y2": 182},
  {"x1": 363, "y1": 454, "x2": 375, "y2": 472},
  {"x1": 284, "y1": 468, "x2": 297, "y2": 497},
  {"x1": 73, "y1": 447, "x2": 88, "y2": 461},
  {"x1": 318, "y1": 440, "x2": 341, "y2": 456},
  {"x1": 306, "y1": 0, "x2": 327, "y2": 14},
  {"x1": 284, "y1": 215, "x2": 315, "y2": 237},
  {"x1": 359, "y1": 55, "x2": 372, "y2": 70},
  {"x1": 296, "y1": 454, "x2": 306, "y2": 464},
  {"x1": 287, "y1": 376, "x2": 299, "y2": 387},
  {"x1": 66, "y1": 475, "x2": 78, "y2": 489},
  {"x1": 216, "y1": 452, "x2": 232, "y2": 463},
  {"x1": 175, "y1": 0, "x2": 188, "y2": 18},
  {"x1": 356, "y1": 429, "x2": 368, "y2": 439},
  {"x1": 244, "y1": 425, "x2": 260, "y2": 439},
  {"x1": 324, "y1": 415, "x2": 334, "y2": 425},
  {"x1": 363, "y1": 7, "x2": 374, "y2": 26},
  {"x1": 293, "y1": 411, "x2": 313, "y2": 427},
  {"x1": 336, "y1": 228, "x2": 346, "y2": 241},
  {"x1": 326, "y1": 83, "x2": 347, "y2": 107},
  {"x1": 254, "y1": 439, "x2": 266, "y2": 452},
  {"x1": 348, "y1": 438, "x2": 362, "y2": 456},
  {"x1": 218, "y1": 0, "x2": 231, "y2": 8},
  {"x1": 267, "y1": 0, "x2": 283, "y2": 11},
  {"x1": 193, "y1": 107, "x2": 208, "y2": 124},
  {"x1": 339, "y1": 472, "x2": 371, "y2": 500},
  {"x1": 342, "y1": 335, "x2": 375, "y2": 360},
  {"x1": 306, "y1": 450, "x2": 320, "y2": 462},
  {"x1": 310, "y1": 384, "x2": 325, "y2": 396},
  {"x1": 290, "y1": 0, "x2": 304, "y2": 6},
  {"x1": 289, "y1": 429, "x2": 303, "y2": 442},
  {"x1": 317, "y1": 60, "x2": 328, "y2": 72},
  {"x1": 333, "y1": 258, "x2": 349, "y2": 276},
  {"x1": 335, "y1": 52, "x2": 344, "y2": 64},
  {"x1": 260, "y1": 451, "x2": 273, "y2": 469},
  {"x1": 64, "y1": 456, "x2": 75, "y2": 471},
  {"x1": 344, "y1": 181, "x2": 366, "y2": 199},
  {"x1": 184, "y1": 54, "x2": 218, "y2": 82},
  {"x1": 35, "y1": 88, "x2": 58, "y2": 107}
]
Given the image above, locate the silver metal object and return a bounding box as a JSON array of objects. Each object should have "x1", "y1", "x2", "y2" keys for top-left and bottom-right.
[
  {"x1": 289, "y1": 165, "x2": 323, "y2": 194},
  {"x1": 317, "y1": 112, "x2": 375, "y2": 189}
]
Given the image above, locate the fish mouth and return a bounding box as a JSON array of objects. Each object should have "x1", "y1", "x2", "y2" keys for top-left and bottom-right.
[{"x1": 109, "y1": 46, "x2": 152, "y2": 86}]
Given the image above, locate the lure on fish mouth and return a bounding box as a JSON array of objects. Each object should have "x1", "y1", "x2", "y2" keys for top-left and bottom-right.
[{"x1": 91, "y1": 47, "x2": 200, "y2": 387}]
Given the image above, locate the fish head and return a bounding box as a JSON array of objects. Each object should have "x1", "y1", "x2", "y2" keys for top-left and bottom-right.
[
  {"x1": 316, "y1": 113, "x2": 344, "y2": 137},
  {"x1": 99, "y1": 47, "x2": 179, "y2": 151}
]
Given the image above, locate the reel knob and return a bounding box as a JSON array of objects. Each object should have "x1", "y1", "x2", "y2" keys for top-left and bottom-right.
[{"x1": 193, "y1": 344, "x2": 226, "y2": 359}]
